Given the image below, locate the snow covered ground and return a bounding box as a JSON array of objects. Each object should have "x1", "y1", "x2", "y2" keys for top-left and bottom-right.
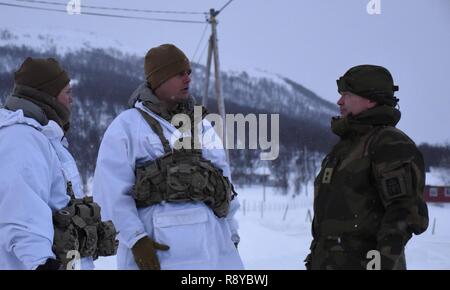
[
  {"x1": 406, "y1": 202, "x2": 450, "y2": 270},
  {"x1": 94, "y1": 183, "x2": 450, "y2": 270}
]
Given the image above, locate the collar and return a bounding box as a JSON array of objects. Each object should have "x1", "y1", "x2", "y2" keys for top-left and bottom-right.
[{"x1": 331, "y1": 105, "x2": 401, "y2": 138}]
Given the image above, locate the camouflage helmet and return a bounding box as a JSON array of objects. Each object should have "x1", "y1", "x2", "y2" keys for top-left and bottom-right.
[{"x1": 337, "y1": 65, "x2": 399, "y2": 106}]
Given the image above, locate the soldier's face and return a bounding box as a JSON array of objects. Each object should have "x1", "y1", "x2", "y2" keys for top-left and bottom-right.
[
  {"x1": 56, "y1": 84, "x2": 73, "y2": 111},
  {"x1": 337, "y1": 92, "x2": 376, "y2": 117},
  {"x1": 154, "y1": 70, "x2": 191, "y2": 107}
]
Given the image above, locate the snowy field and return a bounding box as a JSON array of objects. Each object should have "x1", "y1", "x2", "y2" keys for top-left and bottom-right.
[{"x1": 94, "y1": 184, "x2": 450, "y2": 270}]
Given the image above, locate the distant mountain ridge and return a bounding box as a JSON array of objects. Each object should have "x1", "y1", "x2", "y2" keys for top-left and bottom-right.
[{"x1": 0, "y1": 27, "x2": 447, "y2": 188}]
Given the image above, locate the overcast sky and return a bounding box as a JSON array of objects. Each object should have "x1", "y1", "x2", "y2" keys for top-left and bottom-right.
[{"x1": 1, "y1": 0, "x2": 449, "y2": 144}]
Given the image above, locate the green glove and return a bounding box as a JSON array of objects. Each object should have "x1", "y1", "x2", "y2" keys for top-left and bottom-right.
[{"x1": 131, "y1": 236, "x2": 170, "y2": 270}]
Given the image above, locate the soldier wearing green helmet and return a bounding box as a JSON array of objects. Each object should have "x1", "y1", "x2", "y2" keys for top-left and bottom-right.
[{"x1": 305, "y1": 65, "x2": 429, "y2": 270}]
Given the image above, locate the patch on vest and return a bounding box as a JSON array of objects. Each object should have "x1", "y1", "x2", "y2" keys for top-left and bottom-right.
[
  {"x1": 321, "y1": 157, "x2": 338, "y2": 184},
  {"x1": 380, "y1": 170, "x2": 407, "y2": 201},
  {"x1": 322, "y1": 168, "x2": 334, "y2": 184},
  {"x1": 385, "y1": 177, "x2": 402, "y2": 196}
]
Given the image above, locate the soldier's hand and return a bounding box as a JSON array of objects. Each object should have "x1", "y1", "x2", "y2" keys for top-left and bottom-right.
[
  {"x1": 377, "y1": 233, "x2": 406, "y2": 270},
  {"x1": 36, "y1": 258, "x2": 62, "y2": 270},
  {"x1": 131, "y1": 236, "x2": 169, "y2": 270}
]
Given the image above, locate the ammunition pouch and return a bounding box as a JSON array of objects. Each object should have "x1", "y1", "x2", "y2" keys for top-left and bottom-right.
[
  {"x1": 52, "y1": 196, "x2": 118, "y2": 263},
  {"x1": 133, "y1": 150, "x2": 236, "y2": 218},
  {"x1": 97, "y1": 221, "x2": 119, "y2": 257}
]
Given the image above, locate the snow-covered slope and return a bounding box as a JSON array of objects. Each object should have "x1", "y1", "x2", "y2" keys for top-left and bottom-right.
[
  {"x1": 0, "y1": 25, "x2": 338, "y2": 122},
  {"x1": 0, "y1": 25, "x2": 137, "y2": 55}
]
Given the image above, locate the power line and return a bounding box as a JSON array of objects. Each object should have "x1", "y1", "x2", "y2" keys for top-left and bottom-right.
[
  {"x1": 196, "y1": 38, "x2": 209, "y2": 65},
  {"x1": 0, "y1": 2, "x2": 206, "y2": 24},
  {"x1": 218, "y1": 0, "x2": 234, "y2": 14},
  {"x1": 15, "y1": 0, "x2": 208, "y2": 15},
  {"x1": 191, "y1": 23, "x2": 209, "y2": 62},
  {"x1": 193, "y1": 1, "x2": 234, "y2": 66}
]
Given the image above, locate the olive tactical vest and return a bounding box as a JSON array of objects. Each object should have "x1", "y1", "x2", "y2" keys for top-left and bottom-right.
[
  {"x1": 52, "y1": 181, "x2": 119, "y2": 266},
  {"x1": 132, "y1": 108, "x2": 236, "y2": 218}
]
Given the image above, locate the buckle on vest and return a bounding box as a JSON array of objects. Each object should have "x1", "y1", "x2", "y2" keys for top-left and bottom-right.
[{"x1": 322, "y1": 168, "x2": 334, "y2": 184}]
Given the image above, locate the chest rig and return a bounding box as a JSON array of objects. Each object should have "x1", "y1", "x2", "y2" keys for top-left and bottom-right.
[
  {"x1": 51, "y1": 162, "x2": 118, "y2": 266},
  {"x1": 131, "y1": 108, "x2": 236, "y2": 218}
]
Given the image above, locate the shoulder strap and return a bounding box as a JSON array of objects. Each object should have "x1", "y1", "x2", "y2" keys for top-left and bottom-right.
[
  {"x1": 137, "y1": 108, "x2": 172, "y2": 154},
  {"x1": 51, "y1": 148, "x2": 79, "y2": 200}
]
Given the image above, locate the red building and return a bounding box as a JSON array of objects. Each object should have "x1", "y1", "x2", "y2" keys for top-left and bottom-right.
[{"x1": 424, "y1": 185, "x2": 450, "y2": 203}]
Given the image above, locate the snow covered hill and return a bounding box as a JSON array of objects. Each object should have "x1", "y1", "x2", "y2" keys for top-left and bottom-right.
[
  {"x1": 0, "y1": 25, "x2": 338, "y2": 126},
  {"x1": 0, "y1": 27, "x2": 340, "y2": 184},
  {"x1": 0, "y1": 26, "x2": 133, "y2": 55}
]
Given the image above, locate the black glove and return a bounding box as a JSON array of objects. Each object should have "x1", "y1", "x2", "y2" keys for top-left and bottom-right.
[
  {"x1": 131, "y1": 236, "x2": 170, "y2": 270},
  {"x1": 36, "y1": 258, "x2": 61, "y2": 270}
]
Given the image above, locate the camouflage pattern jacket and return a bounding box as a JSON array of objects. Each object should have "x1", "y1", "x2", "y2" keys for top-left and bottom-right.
[{"x1": 308, "y1": 105, "x2": 429, "y2": 270}]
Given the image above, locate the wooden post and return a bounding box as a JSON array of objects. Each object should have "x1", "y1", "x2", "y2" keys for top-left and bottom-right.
[
  {"x1": 260, "y1": 201, "x2": 264, "y2": 219},
  {"x1": 202, "y1": 36, "x2": 213, "y2": 107},
  {"x1": 432, "y1": 217, "x2": 436, "y2": 235},
  {"x1": 282, "y1": 204, "x2": 289, "y2": 221},
  {"x1": 209, "y1": 8, "x2": 229, "y2": 162}
]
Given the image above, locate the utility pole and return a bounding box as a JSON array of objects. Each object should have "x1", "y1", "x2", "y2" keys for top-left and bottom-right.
[
  {"x1": 203, "y1": 7, "x2": 229, "y2": 161},
  {"x1": 202, "y1": 35, "x2": 213, "y2": 108},
  {"x1": 263, "y1": 164, "x2": 266, "y2": 202}
]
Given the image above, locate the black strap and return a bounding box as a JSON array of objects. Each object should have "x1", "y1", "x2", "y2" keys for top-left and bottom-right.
[
  {"x1": 137, "y1": 108, "x2": 172, "y2": 154},
  {"x1": 66, "y1": 181, "x2": 76, "y2": 200}
]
